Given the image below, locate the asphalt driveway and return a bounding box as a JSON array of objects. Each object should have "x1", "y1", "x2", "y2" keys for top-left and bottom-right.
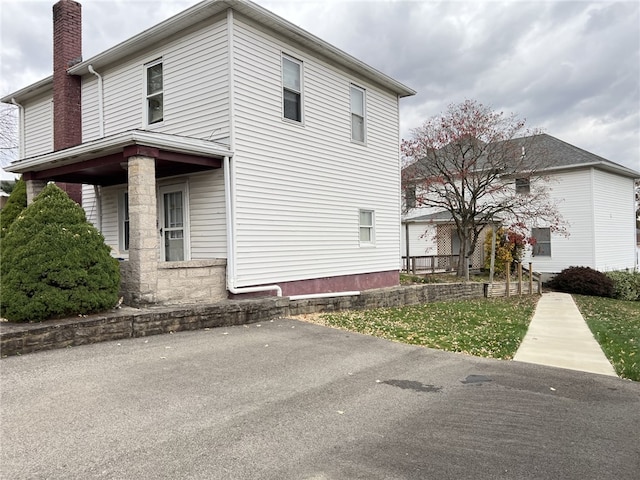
[{"x1": 1, "y1": 318, "x2": 639, "y2": 479}]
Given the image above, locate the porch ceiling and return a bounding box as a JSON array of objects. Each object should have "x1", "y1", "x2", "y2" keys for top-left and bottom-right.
[{"x1": 24, "y1": 149, "x2": 222, "y2": 187}]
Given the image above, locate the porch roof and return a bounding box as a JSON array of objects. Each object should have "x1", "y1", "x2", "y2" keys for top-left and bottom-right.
[{"x1": 7, "y1": 130, "x2": 232, "y2": 187}]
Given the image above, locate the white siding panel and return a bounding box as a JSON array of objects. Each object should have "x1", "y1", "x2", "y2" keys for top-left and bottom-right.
[
  {"x1": 23, "y1": 93, "x2": 53, "y2": 157},
  {"x1": 82, "y1": 17, "x2": 229, "y2": 142},
  {"x1": 81, "y1": 76, "x2": 100, "y2": 141},
  {"x1": 232, "y1": 17, "x2": 401, "y2": 286},
  {"x1": 82, "y1": 185, "x2": 98, "y2": 228},
  {"x1": 592, "y1": 170, "x2": 636, "y2": 270},
  {"x1": 401, "y1": 223, "x2": 437, "y2": 257},
  {"x1": 187, "y1": 170, "x2": 227, "y2": 259},
  {"x1": 100, "y1": 186, "x2": 122, "y2": 256},
  {"x1": 523, "y1": 169, "x2": 595, "y2": 273}
]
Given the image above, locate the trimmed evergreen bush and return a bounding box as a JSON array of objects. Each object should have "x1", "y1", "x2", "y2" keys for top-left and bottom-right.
[
  {"x1": 606, "y1": 270, "x2": 640, "y2": 301},
  {"x1": 0, "y1": 184, "x2": 120, "y2": 322},
  {"x1": 547, "y1": 266, "x2": 614, "y2": 298},
  {"x1": 0, "y1": 177, "x2": 27, "y2": 240}
]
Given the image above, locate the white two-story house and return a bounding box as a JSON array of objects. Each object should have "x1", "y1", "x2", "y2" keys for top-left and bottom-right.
[
  {"x1": 402, "y1": 134, "x2": 639, "y2": 278},
  {"x1": 2, "y1": 0, "x2": 415, "y2": 306}
]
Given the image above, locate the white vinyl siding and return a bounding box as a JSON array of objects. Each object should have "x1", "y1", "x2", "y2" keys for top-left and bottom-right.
[
  {"x1": 82, "y1": 184, "x2": 99, "y2": 228},
  {"x1": 81, "y1": 16, "x2": 229, "y2": 143},
  {"x1": 188, "y1": 170, "x2": 227, "y2": 259},
  {"x1": 401, "y1": 223, "x2": 437, "y2": 257},
  {"x1": 231, "y1": 15, "x2": 401, "y2": 287},
  {"x1": 23, "y1": 93, "x2": 53, "y2": 158},
  {"x1": 99, "y1": 186, "x2": 121, "y2": 256},
  {"x1": 592, "y1": 169, "x2": 636, "y2": 271},
  {"x1": 523, "y1": 170, "x2": 595, "y2": 272}
]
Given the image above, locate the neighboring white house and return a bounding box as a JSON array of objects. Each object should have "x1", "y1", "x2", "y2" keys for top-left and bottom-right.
[
  {"x1": 1, "y1": 0, "x2": 415, "y2": 306},
  {"x1": 402, "y1": 134, "x2": 639, "y2": 278}
]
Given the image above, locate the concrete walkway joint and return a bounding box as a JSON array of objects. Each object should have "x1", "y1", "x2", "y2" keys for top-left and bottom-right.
[{"x1": 514, "y1": 292, "x2": 617, "y2": 376}]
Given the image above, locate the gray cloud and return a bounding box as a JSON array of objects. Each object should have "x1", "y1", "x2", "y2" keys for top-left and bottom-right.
[{"x1": 1, "y1": 0, "x2": 638, "y2": 173}]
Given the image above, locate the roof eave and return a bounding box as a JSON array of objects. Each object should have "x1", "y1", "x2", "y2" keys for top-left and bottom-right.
[
  {"x1": 6, "y1": 130, "x2": 233, "y2": 173},
  {"x1": 1, "y1": 76, "x2": 53, "y2": 104},
  {"x1": 542, "y1": 161, "x2": 640, "y2": 179}
]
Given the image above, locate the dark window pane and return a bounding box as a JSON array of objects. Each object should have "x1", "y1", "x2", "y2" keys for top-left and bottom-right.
[{"x1": 284, "y1": 89, "x2": 301, "y2": 121}]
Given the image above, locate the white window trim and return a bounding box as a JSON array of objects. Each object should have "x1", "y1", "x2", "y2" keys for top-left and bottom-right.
[
  {"x1": 158, "y1": 183, "x2": 191, "y2": 262},
  {"x1": 118, "y1": 190, "x2": 129, "y2": 254},
  {"x1": 144, "y1": 57, "x2": 164, "y2": 128},
  {"x1": 359, "y1": 209, "x2": 375, "y2": 246},
  {"x1": 350, "y1": 84, "x2": 366, "y2": 144},
  {"x1": 281, "y1": 53, "x2": 304, "y2": 125}
]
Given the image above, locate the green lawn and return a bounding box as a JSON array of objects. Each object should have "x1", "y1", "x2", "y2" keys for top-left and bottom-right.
[
  {"x1": 573, "y1": 295, "x2": 640, "y2": 381},
  {"x1": 310, "y1": 296, "x2": 538, "y2": 360}
]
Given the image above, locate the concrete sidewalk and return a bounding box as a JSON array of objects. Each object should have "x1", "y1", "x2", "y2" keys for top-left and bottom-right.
[{"x1": 514, "y1": 292, "x2": 617, "y2": 377}]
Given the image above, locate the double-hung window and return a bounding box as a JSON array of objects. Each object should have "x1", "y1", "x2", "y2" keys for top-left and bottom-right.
[
  {"x1": 515, "y1": 177, "x2": 530, "y2": 194},
  {"x1": 532, "y1": 227, "x2": 551, "y2": 257},
  {"x1": 350, "y1": 85, "x2": 366, "y2": 142},
  {"x1": 359, "y1": 209, "x2": 375, "y2": 244},
  {"x1": 282, "y1": 55, "x2": 302, "y2": 122},
  {"x1": 146, "y1": 59, "x2": 163, "y2": 125}
]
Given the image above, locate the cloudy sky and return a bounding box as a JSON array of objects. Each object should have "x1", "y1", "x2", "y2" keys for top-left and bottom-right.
[{"x1": 1, "y1": 0, "x2": 639, "y2": 180}]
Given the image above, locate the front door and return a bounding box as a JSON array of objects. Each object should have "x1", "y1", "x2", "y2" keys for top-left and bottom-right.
[{"x1": 159, "y1": 184, "x2": 188, "y2": 261}]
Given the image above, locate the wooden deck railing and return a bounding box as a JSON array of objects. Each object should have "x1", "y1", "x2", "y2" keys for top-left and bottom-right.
[{"x1": 402, "y1": 255, "x2": 459, "y2": 274}]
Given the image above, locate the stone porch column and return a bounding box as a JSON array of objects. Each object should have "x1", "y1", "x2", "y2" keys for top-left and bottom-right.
[
  {"x1": 25, "y1": 179, "x2": 47, "y2": 205},
  {"x1": 126, "y1": 149, "x2": 159, "y2": 306}
]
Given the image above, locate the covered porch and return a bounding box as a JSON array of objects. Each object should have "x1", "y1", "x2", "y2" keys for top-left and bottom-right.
[{"x1": 11, "y1": 130, "x2": 232, "y2": 307}]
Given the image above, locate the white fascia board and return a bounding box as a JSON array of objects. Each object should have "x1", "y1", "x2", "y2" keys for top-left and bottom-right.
[
  {"x1": 542, "y1": 161, "x2": 640, "y2": 179},
  {"x1": 7, "y1": 130, "x2": 233, "y2": 173},
  {"x1": 1, "y1": 76, "x2": 53, "y2": 104}
]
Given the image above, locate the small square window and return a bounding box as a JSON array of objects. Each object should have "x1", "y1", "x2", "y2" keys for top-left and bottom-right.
[
  {"x1": 282, "y1": 55, "x2": 302, "y2": 122},
  {"x1": 532, "y1": 227, "x2": 551, "y2": 257},
  {"x1": 359, "y1": 209, "x2": 374, "y2": 243},
  {"x1": 515, "y1": 177, "x2": 530, "y2": 194},
  {"x1": 146, "y1": 59, "x2": 163, "y2": 125},
  {"x1": 350, "y1": 85, "x2": 365, "y2": 142}
]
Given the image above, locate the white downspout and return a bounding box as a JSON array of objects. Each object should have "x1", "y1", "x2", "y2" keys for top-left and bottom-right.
[
  {"x1": 87, "y1": 65, "x2": 104, "y2": 137},
  {"x1": 224, "y1": 9, "x2": 281, "y2": 297},
  {"x1": 10, "y1": 98, "x2": 25, "y2": 158}
]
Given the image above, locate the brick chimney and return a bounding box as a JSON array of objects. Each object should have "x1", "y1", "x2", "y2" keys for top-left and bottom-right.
[{"x1": 53, "y1": 0, "x2": 83, "y2": 203}]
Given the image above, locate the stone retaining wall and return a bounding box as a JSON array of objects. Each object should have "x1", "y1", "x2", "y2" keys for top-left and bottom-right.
[{"x1": 1, "y1": 283, "x2": 487, "y2": 357}]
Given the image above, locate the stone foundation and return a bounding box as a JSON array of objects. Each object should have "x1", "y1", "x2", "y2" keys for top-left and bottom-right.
[{"x1": 120, "y1": 259, "x2": 227, "y2": 305}]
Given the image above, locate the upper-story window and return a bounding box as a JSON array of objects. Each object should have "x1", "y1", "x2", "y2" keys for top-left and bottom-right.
[
  {"x1": 146, "y1": 59, "x2": 163, "y2": 125},
  {"x1": 350, "y1": 85, "x2": 366, "y2": 142},
  {"x1": 282, "y1": 55, "x2": 302, "y2": 122},
  {"x1": 405, "y1": 185, "x2": 416, "y2": 209},
  {"x1": 515, "y1": 177, "x2": 530, "y2": 194}
]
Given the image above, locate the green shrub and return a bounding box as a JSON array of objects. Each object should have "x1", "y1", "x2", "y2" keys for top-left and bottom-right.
[
  {"x1": 0, "y1": 177, "x2": 27, "y2": 240},
  {"x1": 547, "y1": 266, "x2": 614, "y2": 298},
  {"x1": 606, "y1": 270, "x2": 640, "y2": 301},
  {"x1": 0, "y1": 184, "x2": 120, "y2": 322}
]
